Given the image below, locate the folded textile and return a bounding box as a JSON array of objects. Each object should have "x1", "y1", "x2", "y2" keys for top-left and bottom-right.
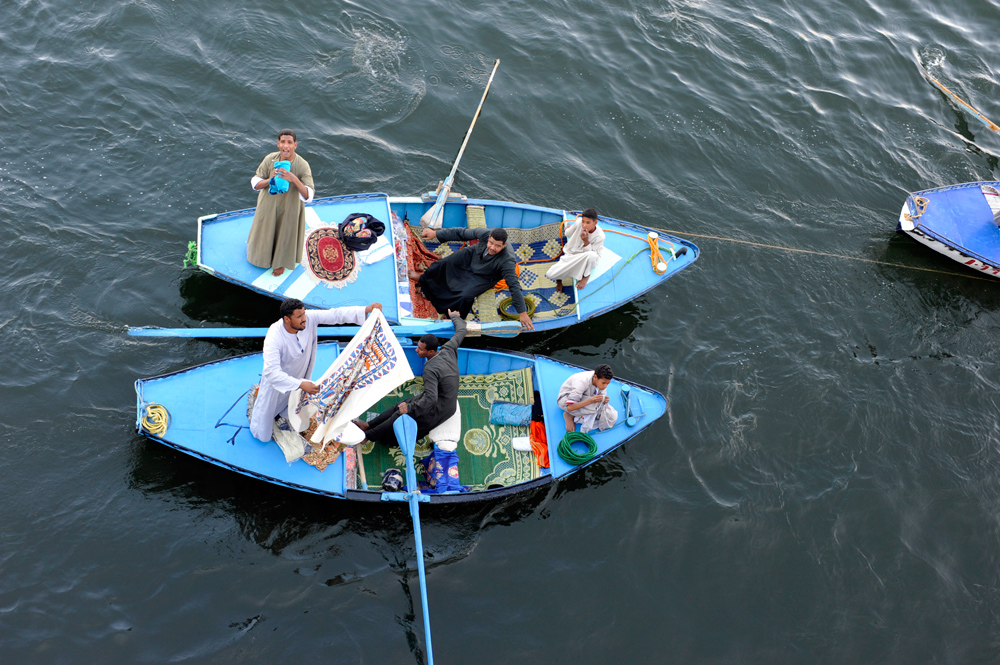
[
  {"x1": 269, "y1": 160, "x2": 291, "y2": 194},
  {"x1": 529, "y1": 420, "x2": 549, "y2": 468},
  {"x1": 489, "y1": 401, "x2": 532, "y2": 426}
]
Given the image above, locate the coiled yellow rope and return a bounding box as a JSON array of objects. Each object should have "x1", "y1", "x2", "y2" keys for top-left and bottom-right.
[{"x1": 142, "y1": 403, "x2": 170, "y2": 436}]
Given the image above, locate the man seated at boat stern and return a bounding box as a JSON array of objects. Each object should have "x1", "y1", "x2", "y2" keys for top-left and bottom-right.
[
  {"x1": 354, "y1": 310, "x2": 468, "y2": 445},
  {"x1": 246, "y1": 129, "x2": 315, "y2": 277},
  {"x1": 413, "y1": 226, "x2": 535, "y2": 331},
  {"x1": 248, "y1": 298, "x2": 382, "y2": 443},
  {"x1": 557, "y1": 364, "x2": 618, "y2": 433}
]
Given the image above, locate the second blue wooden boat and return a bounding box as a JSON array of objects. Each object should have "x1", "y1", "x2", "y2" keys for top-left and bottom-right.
[{"x1": 135, "y1": 344, "x2": 666, "y2": 503}]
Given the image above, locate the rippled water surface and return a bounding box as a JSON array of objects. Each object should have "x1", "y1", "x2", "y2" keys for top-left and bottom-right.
[{"x1": 5, "y1": 0, "x2": 1000, "y2": 662}]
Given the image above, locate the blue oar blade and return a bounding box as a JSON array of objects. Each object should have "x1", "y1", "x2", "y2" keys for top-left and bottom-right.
[{"x1": 392, "y1": 414, "x2": 420, "y2": 490}]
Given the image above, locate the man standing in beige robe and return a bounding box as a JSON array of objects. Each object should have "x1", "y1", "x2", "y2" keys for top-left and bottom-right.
[{"x1": 246, "y1": 129, "x2": 315, "y2": 277}]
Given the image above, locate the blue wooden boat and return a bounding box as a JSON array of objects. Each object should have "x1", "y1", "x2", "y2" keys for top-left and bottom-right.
[
  {"x1": 194, "y1": 192, "x2": 698, "y2": 333},
  {"x1": 134, "y1": 344, "x2": 666, "y2": 503},
  {"x1": 897, "y1": 181, "x2": 1000, "y2": 277}
]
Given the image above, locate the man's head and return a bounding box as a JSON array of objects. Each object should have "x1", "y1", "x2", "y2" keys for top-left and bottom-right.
[
  {"x1": 280, "y1": 298, "x2": 307, "y2": 332},
  {"x1": 486, "y1": 228, "x2": 508, "y2": 255},
  {"x1": 277, "y1": 129, "x2": 298, "y2": 161},
  {"x1": 581, "y1": 208, "x2": 599, "y2": 234},
  {"x1": 592, "y1": 363, "x2": 614, "y2": 391},
  {"x1": 416, "y1": 334, "x2": 440, "y2": 358}
]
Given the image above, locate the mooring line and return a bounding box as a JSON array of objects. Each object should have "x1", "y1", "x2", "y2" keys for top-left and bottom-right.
[{"x1": 653, "y1": 227, "x2": 998, "y2": 283}]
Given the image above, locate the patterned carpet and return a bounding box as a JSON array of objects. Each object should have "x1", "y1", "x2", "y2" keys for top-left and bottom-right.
[
  {"x1": 411, "y1": 222, "x2": 578, "y2": 322},
  {"x1": 357, "y1": 368, "x2": 539, "y2": 491}
]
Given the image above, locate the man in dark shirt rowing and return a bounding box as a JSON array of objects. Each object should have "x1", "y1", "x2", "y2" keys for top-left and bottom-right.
[{"x1": 354, "y1": 310, "x2": 468, "y2": 445}]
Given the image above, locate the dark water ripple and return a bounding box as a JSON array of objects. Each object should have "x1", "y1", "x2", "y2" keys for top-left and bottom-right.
[{"x1": 6, "y1": 0, "x2": 1000, "y2": 661}]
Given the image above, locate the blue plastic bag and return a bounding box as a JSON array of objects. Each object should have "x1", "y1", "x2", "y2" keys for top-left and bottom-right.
[{"x1": 269, "y1": 160, "x2": 291, "y2": 194}]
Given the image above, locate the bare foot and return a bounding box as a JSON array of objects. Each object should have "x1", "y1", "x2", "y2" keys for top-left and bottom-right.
[
  {"x1": 408, "y1": 269, "x2": 423, "y2": 281},
  {"x1": 554, "y1": 279, "x2": 564, "y2": 293},
  {"x1": 576, "y1": 276, "x2": 589, "y2": 289},
  {"x1": 352, "y1": 418, "x2": 370, "y2": 432},
  {"x1": 272, "y1": 267, "x2": 285, "y2": 277}
]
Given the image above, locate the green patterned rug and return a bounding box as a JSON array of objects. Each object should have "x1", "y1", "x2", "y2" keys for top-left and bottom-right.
[{"x1": 357, "y1": 367, "x2": 539, "y2": 491}]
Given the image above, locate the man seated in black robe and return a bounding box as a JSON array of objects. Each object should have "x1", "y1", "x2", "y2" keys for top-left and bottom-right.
[
  {"x1": 410, "y1": 227, "x2": 535, "y2": 331},
  {"x1": 354, "y1": 311, "x2": 468, "y2": 445}
]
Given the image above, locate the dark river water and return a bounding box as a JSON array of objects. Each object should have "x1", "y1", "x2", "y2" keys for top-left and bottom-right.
[{"x1": 5, "y1": 0, "x2": 1000, "y2": 662}]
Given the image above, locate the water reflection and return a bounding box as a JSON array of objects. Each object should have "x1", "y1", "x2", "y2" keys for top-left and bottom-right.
[{"x1": 179, "y1": 270, "x2": 279, "y2": 327}]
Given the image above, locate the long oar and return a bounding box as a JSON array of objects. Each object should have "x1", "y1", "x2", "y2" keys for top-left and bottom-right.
[
  {"x1": 420, "y1": 59, "x2": 500, "y2": 229},
  {"x1": 126, "y1": 319, "x2": 521, "y2": 339},
  {"x1": 384, "y1": 414, "x2": 434, "y2": 664},
  {"x1": 921, "y1": 64, "x2": 1000, "y2": 136}
]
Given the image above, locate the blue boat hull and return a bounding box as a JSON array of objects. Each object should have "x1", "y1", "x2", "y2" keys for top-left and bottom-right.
[
  {"x1": 135, "y1": 344, "x2": 667, "y2": 504},
  {"x1": 196, "y1": 193, "x2": 699, "y2": 332},
  {"x1": 897, "y1": 181, "x2": 1000, "y2": 277}
]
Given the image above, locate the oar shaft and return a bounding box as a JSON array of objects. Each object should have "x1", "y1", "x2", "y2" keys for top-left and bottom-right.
[
  {"x1": 410, "y1": 497, "x2": 434, "y2": 665},
  {"x1": 922, "y1": 65, "x2": 1000, "y2": 135},
  {"x1": 128, "y1": 323, "x2": 452, "y2": 338},
  {"x1": 445, "y1": 58, "x2": 500, "y2": 185},
  {"x1": 128, "y1": 319, "x2": 522, "y2": 339}
]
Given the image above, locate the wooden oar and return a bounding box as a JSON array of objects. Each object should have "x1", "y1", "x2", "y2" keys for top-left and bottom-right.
[
  {"x1": 384, "y1": 414, "x2": 435, "y2": 664},
  {"x1": 126, "y1": 319, "x2": 521, "y2": 339},
  {"x1": 921, "y1": 64, "x2": 1000, "y2": 136},
  {"x1": 420, "y1": 59, "x2": 500, "y2": 229}
]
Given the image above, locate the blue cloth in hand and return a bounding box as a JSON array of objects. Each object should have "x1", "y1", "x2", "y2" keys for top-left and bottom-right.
[{"x1": 268, "y1": 160, "x2": 291, "y2": 194}]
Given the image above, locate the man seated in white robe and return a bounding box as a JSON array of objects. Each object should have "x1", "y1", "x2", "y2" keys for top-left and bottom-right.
[
  {"x1": 249, "y1": 297, "x2": 382, "y2": 444},
  {"x1": 545, "y1": 208, "x2": 605, "y2": 293},
  {"x1": 556, "y1": 363, "x2": 618, "y2": 433}
]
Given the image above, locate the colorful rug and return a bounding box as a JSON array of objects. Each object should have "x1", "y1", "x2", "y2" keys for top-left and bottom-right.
[
  {"x1": 412, "y1": 222, "x2": 578, "y2": 322},
  {"x1": 357, "y1": 368, "x2": 539, "y2": 491},
  {"x1": 302, "y1": 226, "x2": 359, "y2": 288},
  {"x1": 405, "y1": 225, "x2": 441, "y2": 319}
]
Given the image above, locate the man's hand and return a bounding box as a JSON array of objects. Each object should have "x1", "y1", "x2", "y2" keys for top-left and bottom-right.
[
  {"x1": 300, "y1": 380, "x2": 320, "y2": 395},
  {"x1": 519, "y1": 311, "x2": 534, "y2": 331},
  {"x1": 590, "y1": 394, "x2": 609, "y2": 405},
  {"x1": 398, "y1": 402, "x2": 409, "y2": 415},
  {"x1": 421, "y1": 228, "x2": 437, "y2": 241},
  {"x1": 580, "y1": 229, "x2": 590, "y2": 245},
  {"x1": 447, "y1": 309, "x2": 460, "y2": 319},
  {"x1": 365, "y1": 302, "x2": 383, "y2": 315}
]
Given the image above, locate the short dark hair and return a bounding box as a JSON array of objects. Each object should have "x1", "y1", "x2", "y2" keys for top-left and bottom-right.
[
  {"x1": 419, "y1": 334, "x2": 440, "y2": 352},
  {"x1": 280, "y1": 298, "x2": 305, "y2": 319},
  {"x1": 278, "y1": 129, "x2": 297, "y2": 141},
  {"x1": 581, "y1": 208, "x2": 599, "y2": 221},
  {"x1": 489, "y1": 228, "x2": 508, "y2": 244},
  {"x1": 594, "y1": 364, "x2": 614, "y2": 380}
]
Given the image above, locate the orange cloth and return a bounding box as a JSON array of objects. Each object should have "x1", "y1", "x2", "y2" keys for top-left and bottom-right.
[
  {"x1": 529, "y1": 420, "x2": 549, "y2": 468},
  {"x1": 494, "y1": 264, "x2": 522, "y2": 291}
]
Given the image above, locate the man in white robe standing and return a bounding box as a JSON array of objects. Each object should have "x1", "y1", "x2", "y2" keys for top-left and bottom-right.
[
  {"x1": 556, "y1": 363, "x2": 618, "y2": 433},
  {"x1": 249, "y1": 298, "x2": 382, "y2": 442},
  {"x1": 545, "y1": 208, "x2": 605, "y2": 293}
]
